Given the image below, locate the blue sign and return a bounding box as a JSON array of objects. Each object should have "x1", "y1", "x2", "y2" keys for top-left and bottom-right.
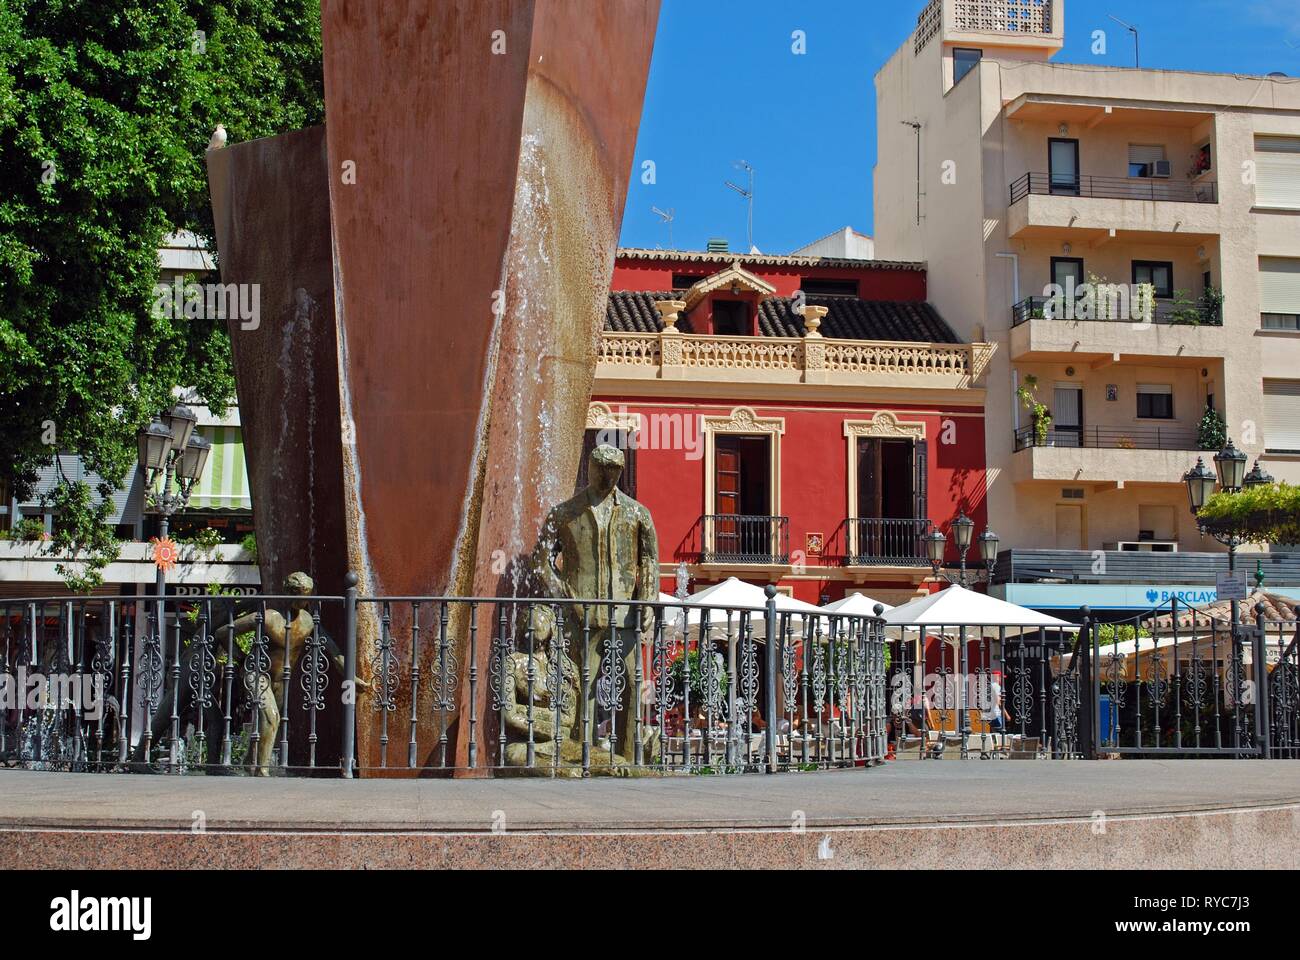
[{"x1": 996, "y1": 582, "x2": 1300, "y2": 611}]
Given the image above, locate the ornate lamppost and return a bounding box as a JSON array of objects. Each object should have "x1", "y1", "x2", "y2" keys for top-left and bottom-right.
[
  {"x1": 137, "y1": 405, "x2": 211, "y2": 603},
  {"x1": 922, "y1": 514, "x2": 1000, "y2": 759},
  {"x1": 924, "y1": 513, "x2": 999, "y2": 588},
  {"x1": 1182, "y1": 439, "x2": 1269, "y2": 576}
]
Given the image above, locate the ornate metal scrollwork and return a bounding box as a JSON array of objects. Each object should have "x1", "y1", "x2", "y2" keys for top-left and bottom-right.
[{"x1": 299, "y1": 626, "x2": 329, "y2": 713}]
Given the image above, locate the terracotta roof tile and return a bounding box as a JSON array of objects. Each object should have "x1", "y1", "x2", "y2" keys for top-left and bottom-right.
[{"x1": 604, "y1": 292, "x2": 959, "y2": 344}]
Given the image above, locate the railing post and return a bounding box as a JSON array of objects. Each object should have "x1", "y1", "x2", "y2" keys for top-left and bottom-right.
[
  {"x1": 765, "y1": 585, "x2": 778, "y2": 773},
  {"x1": 1251, "y1": 602, "x2": 1271, "y2": 758},
  {"x1": 340, "y1": 571, "x2": 359, "y2": 779},
  {"x1": 1078, "y1": 606, "x2": 1095, "y2": 759}
]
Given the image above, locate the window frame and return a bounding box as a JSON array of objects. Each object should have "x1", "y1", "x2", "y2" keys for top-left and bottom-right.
[
  {"x1": 1136, "y1": 383, "x2": 1175, "y2": 421},
  {"x1": 1132, "y1": 260, "x2": 1175, "y2": 299},
  {"x1": 952, "y1": 47, "x2": 983, "y2": 85}
]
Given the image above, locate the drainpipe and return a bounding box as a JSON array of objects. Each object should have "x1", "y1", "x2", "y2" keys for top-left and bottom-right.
[{"x1": 998, "y1": 252, "x2": 1022, "y2": 436}]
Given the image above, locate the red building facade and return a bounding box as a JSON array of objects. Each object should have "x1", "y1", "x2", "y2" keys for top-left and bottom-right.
[{"x1": 589, "y1": 248, "x2": 992, "y2": 607}]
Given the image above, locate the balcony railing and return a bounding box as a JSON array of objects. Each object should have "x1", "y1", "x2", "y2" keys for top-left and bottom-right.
[
  {"x1": 841, "y1": 517, "x2": 931, "y2": 567},
  {"x1": 1009, "y1": 173, "x2": 1218, "y2": 205},
  {"x1": 700, "y1": 514, "x2": 790, "y2": 565},
  {"x1": 1011, "y1": 295, "x2": 1222, "y2": 328},
  {"x1": 1014, "y1": 425, "x2": 1200, "y2": 452},
  {"x1": 598, "y1": 331, "x2": 992, "y2": 387}
]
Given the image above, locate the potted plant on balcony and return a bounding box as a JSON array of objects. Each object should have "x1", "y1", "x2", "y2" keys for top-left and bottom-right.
[
  {"x1": 1197, "y1": 406, "x2": 1227, "y2": 451},
  {"x1": 1199, "y1": 285, "x2": 1224, "y2": 325},
  {"x1": 1017, "y1": 375, "x2": 1053, "y2": 447},
  {"x1": 1166, "y1": 289, "x2": 1205, "y2": 326}
]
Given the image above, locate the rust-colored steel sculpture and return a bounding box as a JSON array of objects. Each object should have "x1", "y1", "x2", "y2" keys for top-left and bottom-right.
[{"x1": 208, "y1": 0, "x2": 659, "y2": 775}]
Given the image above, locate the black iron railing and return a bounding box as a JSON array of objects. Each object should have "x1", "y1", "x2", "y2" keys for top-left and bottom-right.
[
  {"x1": 1009, "y1": 172, "x2": 1218, "y2": 205},
  {"x1": 700, "y1": 514, "x2": 790, "y2": 564},
  {"x1": 1014, "y1": 425, "x2": 1199, "y2": 452},
  {"x1": 1012, "y1": 295, "x2": 1222, "y2": 328},
  {"x1": 842, "y1": 517, "x2": 931, "y2": 567},
  {"x1": 0, "y1": 585, "x2": 888, "y2": 777},
  {"x1": 1083, "y1": 598, "x2": 1296, "y2": 758},
  {"x1": 886, "y1": 599, "x2": 1299, "y2": 761}
]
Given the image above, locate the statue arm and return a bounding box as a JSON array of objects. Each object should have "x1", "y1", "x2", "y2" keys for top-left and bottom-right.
[
  {"x1": 636, "y1": 510, "x2": 660, "y2": 630},
  {"x1": 323, "y1": 632, "x2": 369, "y2": 690},
  {"x1": 213, "y1": 612, "x2": 259, "y2": 645},
  {"x1": 637, "y1": 510, "x2": 660, "y2": 601},
  {"x1": 532, "y1": 508, "x2": 570, "y2": 600}
]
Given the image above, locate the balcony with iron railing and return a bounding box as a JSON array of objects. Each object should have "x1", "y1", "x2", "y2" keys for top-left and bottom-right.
[
  {"x1": 1006, "y1": 171, "x2": 1222, "y2": 241},
  {"x1": 699, "y1": 515, "x2": 790, "y2": 565},
  {"x1": 1011, "y1": 424, "x2": 1206, "y2": 485},
  {"x1": 1011, "y1": 295, "x2": 1222, "y2": 328},
  {"x1": 1014, "y1": 425, "x2": 1200, "y2": 452},
  {"x1": 1010, "y1": 173, "x2": 1218, "y2": 205},
  {"x1": 836, "y1": 517, "x2": 932, "y2": 568}
]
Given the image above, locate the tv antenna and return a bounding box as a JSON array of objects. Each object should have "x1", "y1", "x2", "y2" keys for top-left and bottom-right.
[
  {"x1": 651, "y1": 205, "x2": 675, "y2": 249},
  {"x1": 1108, "y1": 14, "x2": 1140, "y2": 68},
  {"x1": 725, "y1": 160, "x2": 754, "y2": 251}
]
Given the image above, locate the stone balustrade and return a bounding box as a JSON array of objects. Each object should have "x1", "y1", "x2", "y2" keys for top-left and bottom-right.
[{"x1": 597, "y1": 330, "x2": 993, "y2": 390}]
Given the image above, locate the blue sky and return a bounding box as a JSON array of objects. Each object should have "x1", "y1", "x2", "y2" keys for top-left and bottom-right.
[{"x1": 618, "y1": 0, "x2": 1300, "y2": 253}]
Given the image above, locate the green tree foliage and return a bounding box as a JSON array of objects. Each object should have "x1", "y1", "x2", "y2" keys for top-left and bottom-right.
[
  {"x1": 1198, "y1": 483, "x2": 1300, "y2": 546},
  {"x1": 0, "y1": 0, "x2": 323, "y2": 586}
]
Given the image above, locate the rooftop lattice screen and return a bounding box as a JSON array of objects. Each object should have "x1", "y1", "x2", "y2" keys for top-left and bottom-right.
[
  {"x1": 914, "y1": 0, "x2": 942, "y2": 54},
  {"x1": 953, "y1": 0, "x2": 1053, "y2": 34}
]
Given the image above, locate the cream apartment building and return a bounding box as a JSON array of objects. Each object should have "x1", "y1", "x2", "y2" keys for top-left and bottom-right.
[{"x1": 874, "y1": 0, "x2": 1300, "y2": 562}]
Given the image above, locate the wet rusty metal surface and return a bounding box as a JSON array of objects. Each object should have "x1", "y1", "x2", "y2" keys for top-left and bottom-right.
[
  {"x1": 460, "y1": 0, "x2": 662, "y2": 770},
  {"x1": 210, "y1": 1, "x2": 658, "y2": 775},
  {"x1": 206, "y1": 126, "x2": 349, "y2": 768}
]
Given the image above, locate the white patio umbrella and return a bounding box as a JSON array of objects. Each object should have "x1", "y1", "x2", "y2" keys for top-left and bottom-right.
[
  {"x1": 682, "y1": 577, "x2": 820, "y2": 628},
  {"x1": 883, "y1": 583, "x2": 1077, "y2": 636},
  {"x1": 821, "y1": 592, "x2": 894, "y2": 616}
]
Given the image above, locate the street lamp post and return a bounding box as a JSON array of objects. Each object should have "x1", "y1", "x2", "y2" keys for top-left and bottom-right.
[
  {"x1": 137, "y1": 405, "x2": 211, "y2": 604},
  {"x1": 1184, "y1": 441, "x2": 1275, "y2": 755},
  {"x1": 925, "y1": 514, "x2": 998, "y2": 589},
  {"x1": 922, "y1": 515, "x2": 999, "y2": 759}
]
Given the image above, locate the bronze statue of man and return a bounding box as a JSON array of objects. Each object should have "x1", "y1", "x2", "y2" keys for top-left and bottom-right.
[{"x1": 532, "y1": 443, "x2": 658, "y2": 762}]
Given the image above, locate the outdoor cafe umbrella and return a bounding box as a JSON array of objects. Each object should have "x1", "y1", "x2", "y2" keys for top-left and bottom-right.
[
  {"x1": 883, "y1": 583, "x2": 1077, "y2": 635},
  {"x1": 682, "y1": 577, "x2": 822, "y2": 631},
  {"x1": 820, "y1": 591, "x2": 893, "y2": 616}
]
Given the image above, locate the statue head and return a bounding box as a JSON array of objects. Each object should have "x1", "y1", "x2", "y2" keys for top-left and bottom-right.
[
  {"x1": 587, "y1": 443, "x2": 624, "y2": 497},
  {"x1": 283, "y1": 572, "x2": 313, "y2": 611}
]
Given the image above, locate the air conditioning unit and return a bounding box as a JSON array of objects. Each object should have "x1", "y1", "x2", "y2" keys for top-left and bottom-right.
[
  {"x1": 1150, "y1": 160, "x2": 1172, "y2": 178},
  {"x1": 1107, "y1": 540, "x2": 1179, "y2": 553}
]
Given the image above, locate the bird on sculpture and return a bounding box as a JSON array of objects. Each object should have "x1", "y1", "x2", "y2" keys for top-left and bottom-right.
[{"x1": 207, "y1": 124, "x2": 227, "y2": 151}]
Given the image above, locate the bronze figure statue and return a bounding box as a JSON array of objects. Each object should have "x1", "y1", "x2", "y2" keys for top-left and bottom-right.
[{"x1": 532, "y1": 444, "x2": 658, "y2": 762}]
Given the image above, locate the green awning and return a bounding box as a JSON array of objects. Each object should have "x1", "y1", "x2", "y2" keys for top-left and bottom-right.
[{"x1": 181, "y1": 426, "x2": 251, "y2": 512}]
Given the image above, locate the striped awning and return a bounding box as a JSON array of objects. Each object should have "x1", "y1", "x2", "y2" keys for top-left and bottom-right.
[{"x1": 180, "y1": 427, "x2": 251, "y2": 512}]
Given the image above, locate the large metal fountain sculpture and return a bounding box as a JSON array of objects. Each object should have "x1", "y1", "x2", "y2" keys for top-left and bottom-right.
[{"x1": 205, "y1": 0, "x2": 660, "y2": 775}]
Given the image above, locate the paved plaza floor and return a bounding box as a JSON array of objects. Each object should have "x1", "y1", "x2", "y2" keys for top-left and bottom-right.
[{"x1": 2, "y1": 759, "x2": 1298, "y2": 833}]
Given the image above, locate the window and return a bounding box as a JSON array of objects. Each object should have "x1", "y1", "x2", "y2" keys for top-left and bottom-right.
[
  {"x1": 800, "y1": 278, "x2": 859, "y2": 297},
  {"x1": 953, "y1": 48, "x2": 982, "y2": 85},
  {"x1": 1260, "y1": 258, "x2": 1300, "y2": 330},
  {"x1": 1132, "y1": 261, "x2": 1174, "y2": 299},
  {"x1": 1128, "y1": 144, "x2": 1167, "y2": 178},
  {"x1": 711, "y1": 298, "x2": 749, "y2": 336},
  {"x1": 1263, "y1": 380, "x2": 1300, "y2": 454},
  {"x1": 1254, "y1": 136, "x2": 1300, "y2": 209},
  {"x1": 672, "y1": 273, "x2": 705, "y2": 290},
  {"x1": 1137, "y1": 383, "x2": 1174, "y2": 420},
  {"x1": 1051, "y1": 257, "x2": 1085, "y2": 300},
  {"x1": 1049, "y1": 139, "x2": 1080, "y2": 196}
]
